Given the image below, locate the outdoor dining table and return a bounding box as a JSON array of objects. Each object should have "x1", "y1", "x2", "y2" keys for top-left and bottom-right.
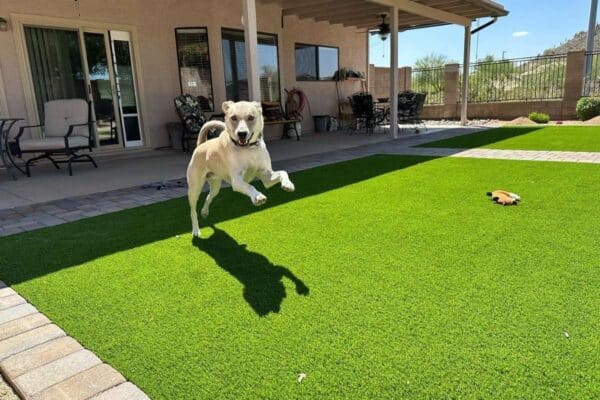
[{"x1": 373, "y1": 99, "x2": 391, "y2": 123}]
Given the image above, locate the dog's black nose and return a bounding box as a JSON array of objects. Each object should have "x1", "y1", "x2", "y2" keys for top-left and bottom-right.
[{"x1": 238, "y1": 131, "x2": 248, "y2": 139}]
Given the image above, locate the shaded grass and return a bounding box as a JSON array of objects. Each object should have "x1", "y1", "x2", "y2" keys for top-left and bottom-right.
[
  {"x1": 418, "y1": 126, "x2": 600, "y2": 152},
  {"x1": 0, "y1": 155, "x2": 599, "y2": 399}
]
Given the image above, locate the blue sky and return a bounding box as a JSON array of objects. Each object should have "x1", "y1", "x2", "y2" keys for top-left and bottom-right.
[{"x1": 369, "y1": 0, "x2": 597, "y2": 66}]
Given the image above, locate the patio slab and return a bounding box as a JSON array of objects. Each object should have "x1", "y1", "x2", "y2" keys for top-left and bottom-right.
[{"x1": 0, "y1": 129, "x2": 453, "y2": 210}]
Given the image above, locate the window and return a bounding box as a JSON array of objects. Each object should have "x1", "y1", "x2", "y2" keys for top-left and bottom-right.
[
  {"x1": 24, "y1": 27, "x2": 87, "y2": 120},
  {"x1": 175, "y1": 27, "x2": 214, "y2": 111},
  {"x1": 295, "y1": 44, "x2": 339, "y2": 81},
  {"x1": 221, "y1": 28, "x2": 280, "y2": 102}
]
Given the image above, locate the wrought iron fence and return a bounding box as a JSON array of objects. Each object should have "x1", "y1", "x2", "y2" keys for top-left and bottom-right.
[
  {"x1": 411, "y1": 67, "x2": 444, "y2": 104},
  {"x1": 583, "y1": 51, "x2": 600, "y2": 97},
  {"x1": 458, "y1": 54, "x2": 567, "y2": 103}
]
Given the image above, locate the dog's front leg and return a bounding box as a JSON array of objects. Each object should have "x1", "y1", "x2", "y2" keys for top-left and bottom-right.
[
  {"x1": 259, "y1": 170, "x2": 295, "y2": 192},
  {"x1": 231, "y1": 175, "x2": 267, "y2": 206}
]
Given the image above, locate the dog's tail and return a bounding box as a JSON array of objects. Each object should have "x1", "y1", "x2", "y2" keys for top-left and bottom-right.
[{"x1": 197, "y1": 121, "x2": 226, "y2": 147}]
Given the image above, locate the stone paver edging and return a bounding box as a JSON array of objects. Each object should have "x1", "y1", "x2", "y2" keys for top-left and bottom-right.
[
  {"x1": 395, "y1": 147, "x2": 600, "y2": 163},
  {"x1": 0, "y1": 282, "x2": 149, "y2": 399}
]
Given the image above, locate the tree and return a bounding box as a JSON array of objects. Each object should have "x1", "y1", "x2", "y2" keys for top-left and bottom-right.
[
  {"x1": 411, "y1": 53, "x2": 454, "y2": 104},
  {"x1": 413, "y1": 53, "x2": 453, "y2": 69}
]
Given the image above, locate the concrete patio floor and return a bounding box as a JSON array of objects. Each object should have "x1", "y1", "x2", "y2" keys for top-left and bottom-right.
[{"x1": 0, "y1": 129, "x2": 446, "y2": 210}]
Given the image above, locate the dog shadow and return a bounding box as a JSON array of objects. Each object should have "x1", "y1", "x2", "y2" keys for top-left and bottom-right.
[{"x1": 193, "y1": 227, "x2": 309, "y2": 316}]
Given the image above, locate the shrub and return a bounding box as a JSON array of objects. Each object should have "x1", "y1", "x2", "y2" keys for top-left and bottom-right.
[
  {"x1": 576, "y1": 97, "x2": 600, "y2": 121},
  {"x1": 528, "y1": 112, "x2": 550, "y2": 124}
]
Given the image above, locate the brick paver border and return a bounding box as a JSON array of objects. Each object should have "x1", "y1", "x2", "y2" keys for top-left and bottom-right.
[{"x1": 0, "y1": 282, "x2": 149, "y2": 399}]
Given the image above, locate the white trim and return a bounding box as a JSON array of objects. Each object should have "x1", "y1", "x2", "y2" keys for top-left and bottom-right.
[
  {"x1": 0, "y1": 66, "x2": 8, "y2": 118},
  {"x1": 367, "y1": 0, "x2": 471, "y2": 26},
  {"x1": 110, "y1": 30, "x2": 144, "y2": 148}
]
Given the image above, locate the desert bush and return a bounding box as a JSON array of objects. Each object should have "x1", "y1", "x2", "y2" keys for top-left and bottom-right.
[
  {"x1": 528, "y1": 112, "x2": 550, "y2": 124},
  {"x1": 576, "y1": 97, "x2": 600, "y2": 121}
]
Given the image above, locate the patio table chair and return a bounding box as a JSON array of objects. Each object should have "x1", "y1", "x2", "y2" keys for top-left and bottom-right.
[
  {"x1": 174, "y1": 94, "x2": 208, "y2": 152},
  {"x1": 397, "y1": 91, "x2": 427, "y2": 133},
  {"x1": 0, "y1": 118, "x2": 24, "y2": 180},
  {"x1": 14, "y1": 99, "x2": 97, "y2": 176},
  {"x1": 348, "y1": 92, "x2": 381, "y2": 135}
]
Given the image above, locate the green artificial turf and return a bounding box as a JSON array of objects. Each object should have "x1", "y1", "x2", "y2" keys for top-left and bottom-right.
[
  {"x1": 418, "y1": 126, "x2": 600, "y2": 152},
  {"x1": 1, "y1": 155, "x2": 599, "y2": 399}
]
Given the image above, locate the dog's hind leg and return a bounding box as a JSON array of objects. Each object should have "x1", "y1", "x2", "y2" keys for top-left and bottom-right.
[
  {"x1": 259, "y1": 170, "x2": 295, "y2": 192},
  {"x1": 201, "y1": 178, "x2": 222, "y2": 219},
  {"x1": 187, "y1": 171, "x2": 206, "y2": 237}
]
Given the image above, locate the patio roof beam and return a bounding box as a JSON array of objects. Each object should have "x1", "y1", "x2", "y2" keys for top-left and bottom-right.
[
  {"x1": 316, "y1": 6, "x2": 392, "y2": 23},
  {"x1": 351, "y1": 7, "x2": 486, "y2": 29},
  {"x1": 283, "y1": 0, "x2": 366, "y2": 17},
  {"x1": 366, "y1": 0, "x2": 471, "y2": 26}
]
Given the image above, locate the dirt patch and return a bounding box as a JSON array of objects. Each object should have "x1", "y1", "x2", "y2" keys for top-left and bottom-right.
[
  {"x1": 504, "y1": 117, "x2": 537, "y2": 126},
  {"x1": 584, "y1": 116, "x2": 600, "y2": 125}
]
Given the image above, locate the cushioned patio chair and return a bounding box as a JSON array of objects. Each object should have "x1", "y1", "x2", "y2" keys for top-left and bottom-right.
[
  {"x1": 15, "y1": 99, "x2": 97, "y2": 176},
  {"x1": 174, "y1": 94, "x2": 207, "y2": 152}
]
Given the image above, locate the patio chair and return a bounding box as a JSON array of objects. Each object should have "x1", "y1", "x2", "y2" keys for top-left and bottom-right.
[
  {"x1": 397, "y1": 91, "x2": 427, "y2": 133},
  {"x1": 14, "y1": 99, "x2": 97, "y2": 177},
  {"x1": 261, "y1": 101, "x2": 300, "y2": 140},
  {"x1": 174, "y1": 94, "x2": 207, "y2": 152},
  {"x1": 348, "y1": 92, "x2": 378, "y2": 135},
  {"x1": 0, "y1": 118, "x2": 24, "y2": 180}
]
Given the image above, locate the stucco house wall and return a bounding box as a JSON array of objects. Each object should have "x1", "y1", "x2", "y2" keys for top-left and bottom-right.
[{"x1": 0, "y1": 0, "x2": 368, "y2": 148}]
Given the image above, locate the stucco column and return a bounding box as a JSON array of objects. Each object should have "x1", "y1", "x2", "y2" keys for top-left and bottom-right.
[
  {"x1": 564, "y1": 50, "x2": 585, "y2": 117},
  {"x1": 460, "y1": 24, "x2": 471, "y2": 125},
  {"x1": 243, "y1": 0, "x2": 261, "y2": 102},
  {"x1": 389, "y1": 7, "x2": 399, "y2": 139},
  {"x1": 443, "y1": 63, "x2": 459, "y2": 119}
]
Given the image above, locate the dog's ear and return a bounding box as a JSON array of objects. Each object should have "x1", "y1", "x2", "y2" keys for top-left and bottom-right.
[
  {"x1": 252, "y1": 101, "x2": 262, "y2": 114},
  {"x1": 222, "y1": 101, "x2": 234, "y2": 114}
]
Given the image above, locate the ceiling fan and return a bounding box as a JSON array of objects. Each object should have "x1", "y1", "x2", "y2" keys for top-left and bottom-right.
[{"x1": 369, "y1": 13, "x2": 390, "y2": 41}]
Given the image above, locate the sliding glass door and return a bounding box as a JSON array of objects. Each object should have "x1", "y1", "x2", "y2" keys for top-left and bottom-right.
[
  {"x1": 23, "y1": 25, "x2": 143, "y2": 149},
  {"x1": 83, "y1": 31, "x2": 119, "y2": 146},
  {"x1": 110, "y1": 31, "x2": 142, "y2": 148}
]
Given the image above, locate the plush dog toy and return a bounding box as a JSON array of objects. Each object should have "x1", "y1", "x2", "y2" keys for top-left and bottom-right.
[{"x1": 486, "y1": 190, "x2": 521, "y2": 206}]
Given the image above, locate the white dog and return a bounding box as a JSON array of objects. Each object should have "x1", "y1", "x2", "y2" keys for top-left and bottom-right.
[{"x1": 187, "y1": 101, "x2": 295, "y2": 237}]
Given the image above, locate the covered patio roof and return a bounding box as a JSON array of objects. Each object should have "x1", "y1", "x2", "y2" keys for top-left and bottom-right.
[
  {"x1": 267, "y1": 0, "x2": 508, "y2": 30},
  {"x1": 245, "y1": 0, "x2": 508, "y2": 137}
]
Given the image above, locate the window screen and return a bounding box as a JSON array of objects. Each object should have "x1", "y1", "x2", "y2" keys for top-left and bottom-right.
[
  {"x1": 175, "y1": 27, "x2": 214, "y2": 111},
  {"x1": 221, "y1": 29, "x2": 280, "y2": 102},
  {"x1": 295, "y1": 44, "x2": 339, "y2": 81}
]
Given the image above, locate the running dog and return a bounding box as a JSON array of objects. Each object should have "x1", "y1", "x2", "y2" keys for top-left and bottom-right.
[{"x1": 186, "y1": 101, "x2": 295, "y2": 237}]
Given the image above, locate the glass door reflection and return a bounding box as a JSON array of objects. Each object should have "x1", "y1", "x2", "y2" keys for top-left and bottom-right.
[{"x1": 83, "y1": 32, "x2": 119, "y2": 146}]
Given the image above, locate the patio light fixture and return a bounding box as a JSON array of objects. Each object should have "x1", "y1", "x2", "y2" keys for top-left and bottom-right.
[{"x1": 0, "y1": 18, "x2": 8, "y2": 32}]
